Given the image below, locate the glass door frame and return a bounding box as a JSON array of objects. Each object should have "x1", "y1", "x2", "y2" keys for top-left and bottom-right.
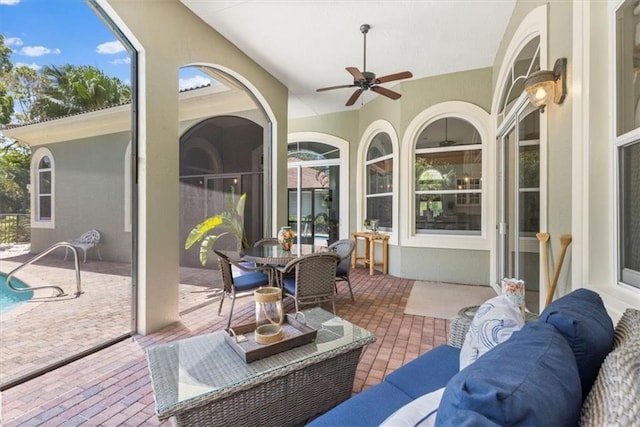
[
  {"x1": 287, "y1": 158, "x2": 342, "y2": 246},
  {"x1": 496, "y1": 97, "x2": 542, "y2": 287}
]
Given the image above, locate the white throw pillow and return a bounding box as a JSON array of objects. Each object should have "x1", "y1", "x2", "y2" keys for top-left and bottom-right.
[
  {"x1": 459, "y1": 294, "x2": 525, "y2": 370},
  {"x1": 379, "y1": 387, "x2": 445, "y2": 427}
]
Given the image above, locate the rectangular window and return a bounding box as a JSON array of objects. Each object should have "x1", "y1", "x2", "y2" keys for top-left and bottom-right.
[
  {"x1": 619, "y1": 141, "x2": 640, "y2": 288},
  {"x1": 366, "y1": 157, "x2": 393, "y2": 230},
  {"x1": 616, "y1": 0, "x2": 640, "y2": 136},
  {"x1": 415, "y1": 149, "x2": 482, "y2": 234}
]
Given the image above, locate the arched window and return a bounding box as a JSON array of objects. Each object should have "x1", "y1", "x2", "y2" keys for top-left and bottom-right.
[
  {"x1": 415, "y1": 117, "x2": 482, "y2": 235},
  {"x1": 365, "y1": 132, "x2": 393, "y2": 231},
  {"x1": 31, "y1": 148, "x2": 55, "y2": 228},
  {"x1": 497, "y1": 36, "x2": 540, "y2": 127}
]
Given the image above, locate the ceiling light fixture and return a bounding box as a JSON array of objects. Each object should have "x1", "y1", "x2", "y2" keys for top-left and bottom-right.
[{"x1": 523, "y1": 58, "x2": 567, "y2": 112}]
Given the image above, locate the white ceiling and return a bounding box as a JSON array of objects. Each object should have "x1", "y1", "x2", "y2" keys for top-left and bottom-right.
[{"x1": 180, "y1": 1, "x2": 516, "y2": 118}]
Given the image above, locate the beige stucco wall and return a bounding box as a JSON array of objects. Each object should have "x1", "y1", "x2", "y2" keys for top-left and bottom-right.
[
  {"x1": 290, "y1": 68, "x2": 493, "y2": 284},
  {"x1": 102, "y1": 0, "x2": 288, "y2": 334},
  {"x1": 29, "y1": 134, "x2": 132, "y2": 262}
]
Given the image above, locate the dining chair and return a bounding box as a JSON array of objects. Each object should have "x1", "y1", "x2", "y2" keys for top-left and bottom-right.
[
  {"x1": 278, "y1": 252, "x2": 341, "y2": 314},
  {"x1": 328, "y1": 239, "x2": 356, "y2": 302},
  {"x1": 214, "y1": 250, "x2": 271, "y2": 330}
]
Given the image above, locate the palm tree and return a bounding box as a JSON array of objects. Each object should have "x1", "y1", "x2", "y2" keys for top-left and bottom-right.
[{"x1": 31, "y1": 64, "x2": 131, "y2": 120}]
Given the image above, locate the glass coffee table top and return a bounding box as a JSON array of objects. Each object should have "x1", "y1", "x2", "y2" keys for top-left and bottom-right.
[{"x1": 146, "y1": 307, "x2": 375, "y2": 418}]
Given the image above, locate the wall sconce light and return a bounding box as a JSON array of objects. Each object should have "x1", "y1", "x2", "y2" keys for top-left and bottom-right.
[{"x1": 523, "y1": 58, "x2": 567, "y2": 112}]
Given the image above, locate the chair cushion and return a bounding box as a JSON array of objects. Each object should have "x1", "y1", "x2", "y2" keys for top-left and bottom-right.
[
  {"x1": 379, "y1": 387, "x2": 445, "y2": 427},
  {"x1": 385, "y1": 345, "x2": 460, "y2": 399},
  {"x1": 539, "y1": 288, "x2": 614, "y2": 399},
  {"x1": 459, "y1": 295, "x2": 524, "y2": 370},
  {"x1": 282, "y1": 276, "x2": 296, "y2": 295},
  {"x1": 436, "y1": 322, "x2": 582, "y2": 427},
  {"x1": 308, "y1": 381, "x2": 413, "y2": 426},
  {"x1": 336, "y1": 266, "x2": 348, "y2": 276},
  {"x1": 232, "y1": 272, "x2": 269, "y2": 291}
]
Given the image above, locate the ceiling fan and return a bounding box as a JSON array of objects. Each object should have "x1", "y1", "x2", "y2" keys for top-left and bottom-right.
[{"x1": 316, "y1": 24, "x2": 413, "y2": 106}]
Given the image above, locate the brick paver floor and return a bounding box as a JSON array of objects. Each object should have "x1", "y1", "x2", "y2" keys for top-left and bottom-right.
[{"x1": 1, "y1": 253, "x2": 449, "y2": 426}]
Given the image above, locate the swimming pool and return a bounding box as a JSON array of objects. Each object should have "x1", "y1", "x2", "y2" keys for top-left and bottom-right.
[{"x1": 0, "y1": 272, "x2": 34, "y2": 314}]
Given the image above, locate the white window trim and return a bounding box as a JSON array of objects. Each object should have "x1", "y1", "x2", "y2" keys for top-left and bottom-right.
[
  {"x1": 357, "y1": 120, "x2": 399, "y2": 246},
  {"x1": 288, "y1": 132, "x2": 350, "y2": 241},
  {"x1": 30, "y1": 147, "x2": 55, "y2": 229},
  {"x1": 401, "y1": 101, "x2": 490, "y2": 250}
]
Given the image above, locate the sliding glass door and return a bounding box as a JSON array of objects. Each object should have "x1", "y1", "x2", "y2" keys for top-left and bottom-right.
[{"x1": 497, "y1": 104, "x2": 541, "y2": 312}]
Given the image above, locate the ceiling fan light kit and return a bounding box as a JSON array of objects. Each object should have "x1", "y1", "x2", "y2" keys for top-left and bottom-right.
[{"x1": 316, "y1": 23, "x2": 413, "y2": 106}]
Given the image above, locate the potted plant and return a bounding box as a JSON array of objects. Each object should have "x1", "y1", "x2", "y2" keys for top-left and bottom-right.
[{"x1": 184, "y1": 191, "x2": 249, "y2": 266}]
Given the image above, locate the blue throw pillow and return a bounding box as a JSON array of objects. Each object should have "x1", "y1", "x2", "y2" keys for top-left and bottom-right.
[
  {"x1": 436, "y1": 322, "x2": 582, "y2": 427},
  {"x1": 539, "y1": 288, "x2": 614, "y2": 399}
]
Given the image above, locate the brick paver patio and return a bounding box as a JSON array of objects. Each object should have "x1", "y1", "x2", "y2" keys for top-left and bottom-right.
[{"x1": 1, "y1": 250, "x2": 449, "y2": 426}]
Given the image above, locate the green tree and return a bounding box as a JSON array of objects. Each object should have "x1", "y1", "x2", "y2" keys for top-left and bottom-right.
[
  {"x1": 0, "y1": 34, "x2": 14, "y2": 125},
  {"x1": 32, "y1": 64, "x2": 131, "y2": 120},
  {"x1": 0, "y1": 139, "x2": 31, "y2": 213}
]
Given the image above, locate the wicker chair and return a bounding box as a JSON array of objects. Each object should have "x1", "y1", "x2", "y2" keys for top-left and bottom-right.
[
  {"x1": 328, "y1": 239, "x2": 356, "y2": 301},
  {"x1": 237, "y1": 237, "x2": 281, "y2": 283},
  {"x1": 278, "y1": 252, "x2": 341, "y2": 313},
  {"x1": 64, "y1": 229, "x2": 102, "y2": 263},
  {"x1": 214, "y1": 250, "x2": 271, "y2": 330}
]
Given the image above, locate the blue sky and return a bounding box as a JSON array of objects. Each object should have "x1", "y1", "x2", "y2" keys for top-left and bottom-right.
[{"x1": 0, "y1": 0, "x2": 209, "y2": 89}]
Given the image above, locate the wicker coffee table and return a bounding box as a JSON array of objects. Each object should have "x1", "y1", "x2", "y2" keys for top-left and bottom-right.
[{"x1": 146, "y1": 307, "x2": 376, "y2": 426}]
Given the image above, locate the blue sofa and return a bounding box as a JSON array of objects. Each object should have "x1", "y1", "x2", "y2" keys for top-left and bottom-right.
[{"x1": 310, "y1": 289, "x2": 640, "y2": 426}]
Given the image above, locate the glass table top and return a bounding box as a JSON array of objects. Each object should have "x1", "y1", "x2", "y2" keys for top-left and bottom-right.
[
  {"x1": 146, "y1": 307, "x2": 375, "y2": 417},
  {"x1": 240, "y1": 244, "x2": 325, "y2": 265}
]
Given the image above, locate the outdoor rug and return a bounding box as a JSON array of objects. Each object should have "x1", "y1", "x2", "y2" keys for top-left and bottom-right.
[{"x1": 404, "y1": 281, "x2": 497, "y2": 319}]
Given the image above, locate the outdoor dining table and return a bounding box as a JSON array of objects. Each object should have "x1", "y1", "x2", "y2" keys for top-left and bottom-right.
[
  {"x1": 240, "y1": 244, "x2": 325, "y2": 286},
  {"x1": 240, "y1": 244, "x2": 322, "y2": 266}
]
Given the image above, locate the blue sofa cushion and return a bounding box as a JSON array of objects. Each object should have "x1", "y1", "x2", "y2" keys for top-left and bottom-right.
[
  {"x1": 385, "y1": 345, "x2": 460, "y2": 399},
  {"x1": 539, "y1": 288, "x2": 614, "y2": 399},
  {"x1": 436, "y1": 322, "x2": 582, "y2": 426},
  {"x1": 308, "y1": 381, "x2": 413, "y2": 426}
]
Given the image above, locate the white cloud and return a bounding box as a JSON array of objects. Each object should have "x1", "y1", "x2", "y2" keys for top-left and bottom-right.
[
  {"x1": 0, "y1": 0, "x2": 21, "y2": 5},
  {"x1": 96, "y1": 40, "x2": 125, "y2": 55},
  {"x1": 110, "y1": 57, "x2": 131, "y2": 65},
  {"x1": 19, "y1": 46, "x2": 61, "y2": 57},
  {"x1": 179, "y1": 75, "x2": 212, "y2": 91},
  {"x1": 5, "y1": 37, "x2": 23, "y2": 46},
  {"x1": 15, "y1": 62, "x2": 40, "y2": 70}
]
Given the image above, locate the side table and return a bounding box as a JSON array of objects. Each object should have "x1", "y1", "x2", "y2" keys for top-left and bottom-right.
[{"x1": 351, "y1": 231, "x2": 389, "y2": 275}]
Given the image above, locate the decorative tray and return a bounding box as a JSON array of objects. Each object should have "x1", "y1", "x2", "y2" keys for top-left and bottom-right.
[{"x1": 224, "y1": 313, "x2": 317, "y2": 363}]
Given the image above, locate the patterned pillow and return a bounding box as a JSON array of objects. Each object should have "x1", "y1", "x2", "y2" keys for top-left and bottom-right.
[{"x1": 459, "y1": 295, "x2": 524, "y2": 370}]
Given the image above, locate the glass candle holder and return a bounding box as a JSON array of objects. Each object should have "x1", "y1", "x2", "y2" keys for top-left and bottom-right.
[{"x1": 254, "y1": 287, "x2": 284, "y2": 344}]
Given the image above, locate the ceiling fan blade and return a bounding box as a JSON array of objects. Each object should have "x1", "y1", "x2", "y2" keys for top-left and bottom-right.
[
  {"x1": 375, "y1": 71, "x2": 413, "y2": 84},
  {"x1": 346, "y1": 89, "x2": 363, "y2": 106},
  {"x1": 346, "y1": 67, "x2": 365, "y2": 81},
  {"x1": 316, "y1": 84, "x2": 357, "y2": 92},
  {"x1": 371, "y1": 85, "x2": 401, "y2": 100}
]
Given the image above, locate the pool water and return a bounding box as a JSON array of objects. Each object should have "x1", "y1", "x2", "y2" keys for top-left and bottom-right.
[{"x1": 0, "y1": 273, "x2": 33, "y2": 314}]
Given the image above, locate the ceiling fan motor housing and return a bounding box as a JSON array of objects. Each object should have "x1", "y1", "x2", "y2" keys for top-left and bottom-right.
[{"x1": 356, "y1": 71, "x2": 377, "y2": 88}]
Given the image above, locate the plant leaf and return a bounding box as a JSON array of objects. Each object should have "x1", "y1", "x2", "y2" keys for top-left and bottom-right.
[
  {"x1": 199, "y1": 234, "x2": 226, "y2": 266},
  {"x1": 184, "y1": 215, "x2": 226, "y2": 249},
  {"x1": 236, "y1": 193, "x2": 247, "y2": 218}
]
